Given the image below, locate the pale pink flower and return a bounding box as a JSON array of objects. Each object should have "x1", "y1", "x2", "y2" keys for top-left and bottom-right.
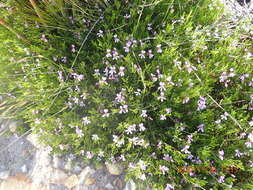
[
  {"x1": 159, "y1": 165, "x2": 169, "y2": 175},
  {"x1": 86, "y1": 151, "x2": 94, "y2": 159}
]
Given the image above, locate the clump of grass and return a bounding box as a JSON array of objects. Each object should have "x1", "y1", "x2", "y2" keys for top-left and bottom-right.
[{"x1": 0, "y1": 0, "x2": 253, "y2": 189}]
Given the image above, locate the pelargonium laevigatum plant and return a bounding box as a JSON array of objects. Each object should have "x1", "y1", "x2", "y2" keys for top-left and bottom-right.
[{"x1": 0, "y1": 0, "x2": 253, "y2": 189}]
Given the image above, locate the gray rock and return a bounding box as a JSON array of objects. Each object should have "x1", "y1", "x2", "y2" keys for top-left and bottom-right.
[{"x1": 0, "y1": 170, "x2": 10, "y2": 180}]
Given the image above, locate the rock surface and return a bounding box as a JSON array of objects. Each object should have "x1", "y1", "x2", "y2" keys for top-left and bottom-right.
[{"x1": 0, "y1": 120, "x2": 136, "y2": 190}]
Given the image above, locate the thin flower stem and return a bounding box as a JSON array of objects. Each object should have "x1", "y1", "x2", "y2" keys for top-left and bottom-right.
[
  {"x1": 193, "y1": 72, "x2": 243, "y2": 130},
  {"x1": 0, "y1": 18, "x2": 28, "y2": 41},
  {"x1": 29, "y1": 0, "x2": 45, "y2": 23}
]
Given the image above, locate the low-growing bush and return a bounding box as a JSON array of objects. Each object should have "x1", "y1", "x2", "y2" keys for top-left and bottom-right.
[{"x1": 0, "y1": 0, "x2": 253, "y2": 189}]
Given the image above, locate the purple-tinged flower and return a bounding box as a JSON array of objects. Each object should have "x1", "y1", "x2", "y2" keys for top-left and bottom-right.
[
  {"x1": 157, "y1": 141, "x2": 163, "y2": 149},
  {"x1": 159, "y1": 165, "x2": 169, "y2": 175},
  {"x1": 235, "y1": 149, "x2": 241, "y2": 157},
  {"x1": 239, "y1": 132, "x2": 247, "y2": 138},
  {"x1": 245, "y1": 141, "x2": 252, "y2": 148},
  {"x1": 165, "y1": 184, "x2": 174, "y2": 190},
  {"x1": 185, "y1": 62, "x2": 196, "y2": 73},
  {"x1": 118, "y1": 154, "x2": 125, "y2": 161},
  {"x1": 41, "y1": 34, "x2": 48, "y2": 42},
  {"x1": 109, "y1": 65, "x2": 117, "y2": 76},
  {"x1": 218, "y1": 150, "x2": 224, "y2": 160},
  {"x1": 119, "y1": 105, "x2": 128, "y2": 114},
  {"x1": 76, "y1": 127, "x2": 84, "y2": 137},
  {"x1": 113, "y1": 34, "x2": 120, "y2": 43},
  {"x1": 82, "y1": 116, "x2": 91, "y2": 125},
  {"x1": 97, "y1": 30, "x2": 103, "y2": 37},
  {"x1": 163, "y1": 154, "x2": 174, "y2": 162},
  {"x1": 147, "y1": 50, "x2": 154, "y2": 59},
  {"x1": 187, "y1": 134, "x2": 193, "y2": 143},
  {"x1": 86, "y1": 151, "x2": 94, "y2": 159},
  {"x1": 187, "y1": 153, "x2": 194, "y2": 160},
  {"x1": 158, "y1": 82, "x2": 166, "y2": 92},
  {"x1": 57, "y1": 71, "x2": 64, "y2": 82},
  {"x1": 115, "y1": 92, "x2": 125, "y2": 103},
  {"x1": 111, "y1": 48, "x2": 120, "y2": 60},
  {"x1": 197, "y1": 96, "x2": 207, "y2": 111},
  {"x1": 249, "y1": 161, "x2": 253, "y2": 167},
  {"x1": 239, "y1": 74, "x2": 250, "y2": 82},
  {"x1": 138, "y1": 160, "x2": 148, "y2": 170},
  {"x1": 124, "y1": 14, "x2": 131, "y2": 19},
  {"x1": 217, "y1": 176, "x2": 225, "y2": 183},
  {"x1": 181, "y1": 145, "x2": 190, "y2": 154},
  {"x1": 139, "y1": 50, "x2": 146, "y2": 59},
  {"x1": 197, "y1": 124, "x2": 204, "y2": 132}
]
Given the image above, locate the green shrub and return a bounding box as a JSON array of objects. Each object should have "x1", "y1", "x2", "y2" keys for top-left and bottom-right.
[{"x1": 1, "y1": 0, "x2": 253, "y2": 189}]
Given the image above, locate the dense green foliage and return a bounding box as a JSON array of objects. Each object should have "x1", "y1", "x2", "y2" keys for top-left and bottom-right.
[{"x1": 0, "y1": 0, "x2": 253, "y2": 189}]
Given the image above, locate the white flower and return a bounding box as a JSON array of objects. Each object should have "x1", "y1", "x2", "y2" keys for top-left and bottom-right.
[
  {"x1": 235, "y1": 149, "x2": 241, "y2": 157},
  {"x1": 139, "y1": 123, "x2": 146, "y2": 131},
  {"x1": 97, "y1": 30, "x2": 103, "y2": 37},
  {"x1": 156, "y1": 44, "x2": 162, "y2": 53},
  {"x1": 113, "y1": 135, "x2": 124, "y2": 147},
  {"x1": 138, "y1": 160, "x2": 148, "y2": 170},
  {"x1": 98, "y1": 151, "x2": 104, "y2": 157},
  {"x1": 141, "y1": 110, "x2": 148, "y2": 117},
  {"x1": 125, "y1": 124, "x2": 137, "y2": 135},
  {"x1": 115, "y1": 92, "x2": 125, "y2": 103},
  {"x1": 181, "y1": 145, "x2": 190, "y2": 154},
  {"x1": 118, "y1": 66, "x2": 125, "y2": 77},
  {"x1": 82, "y1": 116, "x2": 91, "y2": 125},
  {"x1": 139, "y1": 50, "x2": 146, "y2": 59},
  {"x1": 166, "y1": 108, "x2": 172, "y2": 114},
  {"x1": 102, "y1": 109, "x2": 110, "y2": 117},
  {"x1": 165, "y1": 184, "x2": 174, "y2": 190},
  {"x1": 134, "y1": 89, "x2": 141, "y2": 96},
  {"x1": 91, "y1": 134, "x2": 99, "y2": 141},
  {"x1": 139, "y1": 173, "x2": 146, "y2": 181},
  {"x1": 245, "y1": 141, "x2": 252, "y2": 148},
  {"x1": 197, "y1": 124, "x2": 204, "y2": 132},
  {"x1": 76, "y1": 128, "x2": 84, "y2": 137},
  {"x1": 158, "y1": 92, "x2": 166, "y2": 102},
  {"x1": 160, "y1": 114, "x2": 166, "y2": 120},
  {"x1": 219, "y1": 150, "x2": 224, "y2": 160},
  {"x1": 248, "y1": 132, "x2": 253, "y2": 142},
  {"x1": 158, "y1": 82, "x2": 166, "y2": 92}
]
